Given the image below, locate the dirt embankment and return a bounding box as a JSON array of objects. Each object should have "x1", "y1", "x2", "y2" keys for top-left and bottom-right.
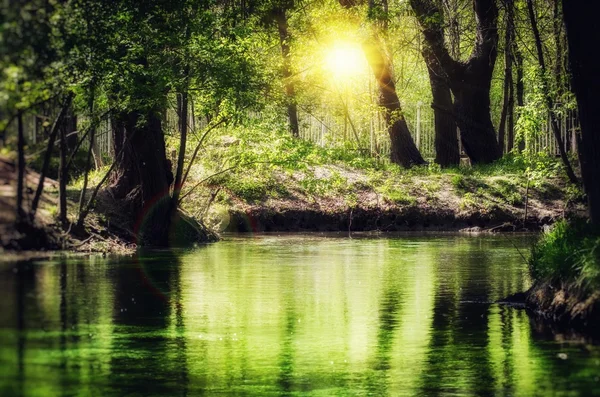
[
  {"x1": 503, "y1": 282, "x2": 600, "y2": 339},
  {"x1": 0, "y1": 157, "x2": 64, "y2": 250},
  {"x1": 213, "y1": 165, "x2": 585, "y2": 233},
  {"x1": 226, "y1": 206, "x2": 552, "y2": 233},
  {"x1": 1, "y1": 156, "x2": 216, "y2": 253},
  {"x1": 0, "y1": 157, "x2": 134, "y2": 253}
]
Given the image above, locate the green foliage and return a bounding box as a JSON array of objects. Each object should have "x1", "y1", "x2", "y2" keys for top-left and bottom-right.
[
  {"x1": 451, "y1": 174, "x2": 483, "y2": 193},
  {"x1": 377, "y1": 177, "x2": 417, "y2": 206},
  {"x1": 491, "y1": 179, "x2": 523, "y2": 206},
  {"x1": 71, "y1": 165, "x2": 111, "y2": 191},
  {"x1": 214, "y1": 168, "x2": 289, "y2": 203},
  {"x1": 459, "y1": 192, "x2": 479, "y2": 211},
  {"x1": 530, "y1": 220, "x2": 600, "y2": 290}
]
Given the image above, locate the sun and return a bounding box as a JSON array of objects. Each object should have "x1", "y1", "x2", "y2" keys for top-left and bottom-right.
[{"x1": 324, "y1": 43, "x2": 367, "y2": 81}]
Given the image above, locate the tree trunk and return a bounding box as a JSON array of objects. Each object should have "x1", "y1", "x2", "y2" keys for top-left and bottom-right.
[
  {"x1": 552, "y1": 0, "x2": 564, "y2": 99},
  {"x1": 410, "y1": 0, "x2": 501, "y2": 165},
  {"x1": 58, "y1": 117, "x2": 68, "y2": 227},
  {"x1": 76, "y1": 94, "x2": 96, "y2": 229},
  {"x1": 92, "y1": 136, "x2": 104, "y2": 169},
  {"x1": 562, "y1": 0, "x2": 600, "y2": 225},
  {"x1": 76, "y1": 129, "x2": 95, "y2": 229},
  {"x1": 16, "y1": 112, "x2": 26, "y2": 223},
  {"x1": 64, "y1": 104, "x2": 78, "y2": 152},
  {"x1": 363, "y1": 39, "x2": 426, "y2": 167},
  {"x1": 172, "y1": 91, "x2": 188, "y2": 209},
  {"x1": 526, "y1": 0, "x2": 578, "y2": 184},
  {"x1": 506, "y1": 75, "x2": 515, "y2": 152},
  {"x1": 110, "y1": 110, "x2": 174, "y2": 246},
  {"x1": 498, "y1": 0, "x2": 514, "y2": 155},
  {"x1": 422, "y1": 47, "x2": 459, "y2": 167},
  {"x1": 30, "y1": 94, "x2": 73, "y2": 219},
  {"x1": 452, "y1": 79, "x2": 501, "y2": 163},
  {"x1": 339, "y1": 0, "x2": 425, "y2": 167},
  {"x1": 274, "y1": 9, "x2": 299, "y2": 138},
  {"x1": 514, "y1": 40, "x2": 525, "y2": 152}
]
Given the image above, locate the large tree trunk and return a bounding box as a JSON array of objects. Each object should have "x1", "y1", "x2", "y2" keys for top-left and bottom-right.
[
  {"x1": 110, "y1": 110, "x2": 174, "y2": 246},
  {"x1": 562, "y1": 0, "x2": 600, "y2": 225},
  {"x1": 274, "y1": 9, "x2": 300, "y2": 138},
  {"x1": 452, "y1": 78, "x2": 501, "y2": 163},
  {"x1": 410, "y1": 0, "x2": 502, "y2": 164},
  {"x1": 363, "y1": 39, "x2": 426, "y2": 167},
  {"x1": 423, "y1": 47, "x2": 459, "y2": 167}
]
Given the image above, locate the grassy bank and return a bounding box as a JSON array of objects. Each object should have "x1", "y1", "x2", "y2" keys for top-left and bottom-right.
[
  {"x1": 4, "y1": 115, "x2": 585, "y2": 251},
  {"x1": 165, "y1": 123, "x2": 585, "y2": 232},
  {"x1": 64, "y1": 120, "x2": 587, "y2": 235},
  {"x1": 530, "y1": 221, "x2": 600, "y2": 290},
  {"x1": 514, "y1": 221, "x2": 600, "y2": 335}
]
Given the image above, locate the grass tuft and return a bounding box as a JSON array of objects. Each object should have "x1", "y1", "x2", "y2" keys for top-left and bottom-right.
[{"x1": 529, "y1": 220, "x2": 600, "y2": 290}]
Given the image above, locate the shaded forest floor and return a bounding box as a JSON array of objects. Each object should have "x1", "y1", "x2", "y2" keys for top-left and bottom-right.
[{"x1": 0, "y1": 156, "x2": 134, "y2": 253}]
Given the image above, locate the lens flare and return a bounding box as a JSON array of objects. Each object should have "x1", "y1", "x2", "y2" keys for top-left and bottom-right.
[{"x1": 324, "y1": 43, "x2": 367, "y2": 81}]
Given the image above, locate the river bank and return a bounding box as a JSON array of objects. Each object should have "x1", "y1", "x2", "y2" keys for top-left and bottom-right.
[
  {"x1": 504, "y1": 281, "x2": 600, "y2": 340},
  {"x1": 200, "y1": 163, "x2": 585, "y2": 233},
  {"x1": 502, "y1": 220, "x2": 600, "y2": 339},
  {"x1": 1, "y1": 157, "x2": 587, "y2": 251}
]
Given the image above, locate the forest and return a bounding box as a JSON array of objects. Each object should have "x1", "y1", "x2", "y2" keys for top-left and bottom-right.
[{"x1": 1, "y1": 0, "x2": 600, "y2": 395}]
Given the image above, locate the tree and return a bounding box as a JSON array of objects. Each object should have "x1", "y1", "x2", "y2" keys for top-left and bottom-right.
[
  {"x1": 497, "y1": 0, "x2": 514, "y2": 154},
  {"x1": 66, "y1": 0, "x2": 267, "y2": 245},
  {"x1": 273, "y1": 4, "x2": 300, "y2": 138},
  {"x1": 526, "y1": 0, "x2": 578, "y2": 184},
  {"x1": 562, "y1": 0, "x2": 600, "y2": 225},
  {"x1": 410, "y1": 0, "x2": 501, "y2": 164},
  {"x1": 416, "y1": 4, "x2": 459, "y2": 167},
  {"x1": 340, "y1": 0, "x2": 426, "y2": 167}
]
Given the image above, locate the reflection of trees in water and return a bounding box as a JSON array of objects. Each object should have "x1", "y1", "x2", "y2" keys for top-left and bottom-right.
[
  {"x1": 15, "y1": 261, "x2": 31, "y2": 397},
  {"x1": 109, "y1": 251, "x2": 189, "y2": 396},
  {"x1": 277, "y1": 304, "x2": 296, "y2": 396},
  {"x1": 418, "y1": 242, "x2": 495, "y2": 396},
  {"x1": 364, "y1": 266, "x2": 403, "y2": 397},
  {"x1": 457, "y1": 250, "x2": 494, "y2": 396},
  {"x1": 499, "y1": 304, "x2": 515, "y2": 395}
]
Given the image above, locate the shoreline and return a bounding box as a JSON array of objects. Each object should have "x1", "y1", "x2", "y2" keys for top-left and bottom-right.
[
  {"x1": 501, "y1": 281, "x2": 600, "y2": 340},
  {"x1": 224, "y1": 205, "x2": 561, "y2": 233}
]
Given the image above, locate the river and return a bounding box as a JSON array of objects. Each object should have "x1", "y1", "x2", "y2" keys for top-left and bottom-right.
[{"x1": 1, "y1": 234, "x2": 599, "y2": 396}]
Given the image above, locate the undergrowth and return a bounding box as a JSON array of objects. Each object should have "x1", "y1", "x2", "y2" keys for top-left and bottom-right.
[{"x1": 530, "y1": 220, "x2": 600, "y2": 291}]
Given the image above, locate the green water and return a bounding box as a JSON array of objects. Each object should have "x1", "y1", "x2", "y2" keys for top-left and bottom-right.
[{"x1": 1, "y1": 234, "x2": 599, "y2": 396}]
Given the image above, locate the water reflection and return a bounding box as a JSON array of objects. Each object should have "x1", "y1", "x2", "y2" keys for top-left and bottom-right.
[
  {"x1": 0, "y1": 235, "x2": 599, "y2": 396},
  {"x1": 109, "y1": 251, "x2": 188, "y2": 395}
]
